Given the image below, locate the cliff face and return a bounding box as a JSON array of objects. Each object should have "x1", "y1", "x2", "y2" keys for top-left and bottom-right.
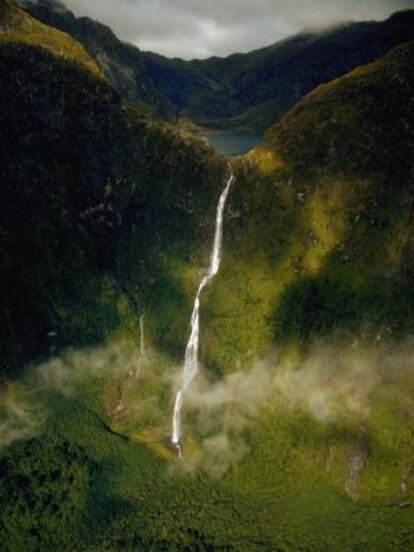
[{"x1": 0, "y1": 0, "x2": 226, "y2": 375}]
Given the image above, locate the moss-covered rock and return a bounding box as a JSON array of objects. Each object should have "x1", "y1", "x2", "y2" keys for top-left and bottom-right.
[{"x1": 203, "y1": 41, "x2": 414, "y2": 372}]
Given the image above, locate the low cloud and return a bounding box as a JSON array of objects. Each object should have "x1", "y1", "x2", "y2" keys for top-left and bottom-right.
[
  {"x1": 61, "y1": 0, "x2": 414, "y2": 59},
  {"x1": 34, "y1": 341, "x2": 139, "y2": 394},
  {"x1": 2, "y1": 337, "x2": 414, "y2": 478},
  {"x1": 0, "y1": 387, "x2": 41, "y2": 448},
  {"x1": 175, "y1": 339, "x2": 414, "y2": 474},
  {"x1": 0, "y1": 341, "x2": 141, "y2": 450}
]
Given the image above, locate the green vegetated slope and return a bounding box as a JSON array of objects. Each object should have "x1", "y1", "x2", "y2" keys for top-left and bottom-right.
[
  {"x1": 15, "y1": 0, "x2": 176, "y2": 119},
  {"x1": 1, "y1": 1, "x2": 414, "y2": 549},
  {"x1": 0, "y1": 0, "x2": 102, "y2": 77},
  {"x1": 197, "y1": 39, "x2": 414, "y2": 548},
  {"x1": 16, "y1": 0, "x2": 414, "y2": 131},
  {"x1": 207, "y1": 40, "x2": 414, "y2": 372}
]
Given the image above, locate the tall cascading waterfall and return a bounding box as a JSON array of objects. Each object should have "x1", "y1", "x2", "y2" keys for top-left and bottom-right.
[{"x1": 171, "y1": 168, "x2": 235, "y2": 456}]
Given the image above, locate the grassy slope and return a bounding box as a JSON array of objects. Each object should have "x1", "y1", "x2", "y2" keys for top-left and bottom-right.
[
  {"x1": 0, "y1": 0, "x2": 102, "y2": 77},
  {"x1": 205, "y1": 40, "x2": 414, "y2": 371},
  {"x1": 190, "y1": 41, "x2": 414, "y2": 548},
  {"x1": 1, "y1": 5, "x2": 414, "y2": 549}
]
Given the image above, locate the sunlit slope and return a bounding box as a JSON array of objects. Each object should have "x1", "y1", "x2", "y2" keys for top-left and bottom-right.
[
  {"x1": 203, "y1": 40, "x2": 414, "y2": 372},
  {"x1": 264, "y1": 39, "x2": 413, "y2": 177},
  {"x1": 0, "y1": 0, "x2": 102, "y2": 77}
]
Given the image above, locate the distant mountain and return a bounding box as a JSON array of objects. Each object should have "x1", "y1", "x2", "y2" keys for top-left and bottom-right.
[{"x1": 15, "y1": 0, "x2": 414, "y2": 131}]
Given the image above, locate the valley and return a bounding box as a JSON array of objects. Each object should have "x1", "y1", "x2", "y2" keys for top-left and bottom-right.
[{"x1": 0, "y1": 0, "x2": 414, "y2": 550}]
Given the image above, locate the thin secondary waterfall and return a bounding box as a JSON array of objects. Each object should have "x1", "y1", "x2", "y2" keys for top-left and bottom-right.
[
  {"x1": 171, "y1": 168, "x2": 234, "y2": 456},
  {"x1": 140, "y1": 315, "x2": 145, "y2": 356}
]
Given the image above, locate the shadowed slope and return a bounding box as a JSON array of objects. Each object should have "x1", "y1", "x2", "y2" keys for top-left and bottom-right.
[{"x1": 0, "y1": 0, "x2": 226, "y2": 376}]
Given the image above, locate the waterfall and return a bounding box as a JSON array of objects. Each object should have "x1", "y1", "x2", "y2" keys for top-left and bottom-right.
[
  {"x1": 140, "y1": 315, "x2": 145, "y2": 356},
  {"x1": 171, "y1": 168, "x2": 234, "y2": 456}
]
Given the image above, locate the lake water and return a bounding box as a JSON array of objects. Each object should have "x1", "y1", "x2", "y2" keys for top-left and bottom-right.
[{"x1": 205, "y1": 133, "x2": 262, "y2": 157}]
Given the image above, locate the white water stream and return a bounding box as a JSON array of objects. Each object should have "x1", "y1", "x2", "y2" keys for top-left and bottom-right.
[
  {"x1": 140, "y1": 315, "x2": 145, "y2": 357},
  {"x1": 171, "y1": 169, "x2": 234, "y2": 456}
]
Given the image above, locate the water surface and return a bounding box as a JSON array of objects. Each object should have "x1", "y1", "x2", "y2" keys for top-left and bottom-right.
[{"x1": 205, "y1": 133, "x2": 262, "y2": 157}]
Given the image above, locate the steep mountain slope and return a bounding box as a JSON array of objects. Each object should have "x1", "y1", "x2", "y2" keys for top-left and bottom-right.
[
  {"x1": 0, "y1": 0, "x2": 226, "y2": 376},
  {"x1": 15, "y1": 0, "x2": 176, "y2": 118},
  {"x1": 205, "y1": 39, "x2": 414, "y2": 369},
  {"x1": 0, "y1": 0, "x2": 101, "y2": 76},
  {"x1": 16, "y1": 0, "x2": 414, "y2": 131}
]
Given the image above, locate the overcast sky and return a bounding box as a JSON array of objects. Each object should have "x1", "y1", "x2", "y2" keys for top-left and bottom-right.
[{"x1": 62, "y1": 0, "x2": 414, "y2": 59}]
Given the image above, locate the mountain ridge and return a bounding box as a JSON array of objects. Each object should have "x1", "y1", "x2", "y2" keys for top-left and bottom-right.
[{"x1": 15, "y1": 0, "x2": 414, "y2": 131}]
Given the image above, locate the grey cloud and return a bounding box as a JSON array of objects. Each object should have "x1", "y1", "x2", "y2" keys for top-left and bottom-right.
[
  {"x1": 172, "y1": 338, "x2": 414, "y2": 474},
  {"x1": 0, "y1": 387, "x2": 41, "y2": 449},
  {"x1": 62, "y1": 0, "x2": 414, "y2": 58},
  {"x1": 0, "y1": 341, "x2": 141, "y2": 450}
]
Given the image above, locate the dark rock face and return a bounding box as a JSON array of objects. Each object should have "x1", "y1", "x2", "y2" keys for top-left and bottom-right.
[
  {"x1": 0, "y1": 27, "x2": 225, "y2": 376},
  {"x1": 15, "y1": 0, "x2": 414, "y2": 131}
]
